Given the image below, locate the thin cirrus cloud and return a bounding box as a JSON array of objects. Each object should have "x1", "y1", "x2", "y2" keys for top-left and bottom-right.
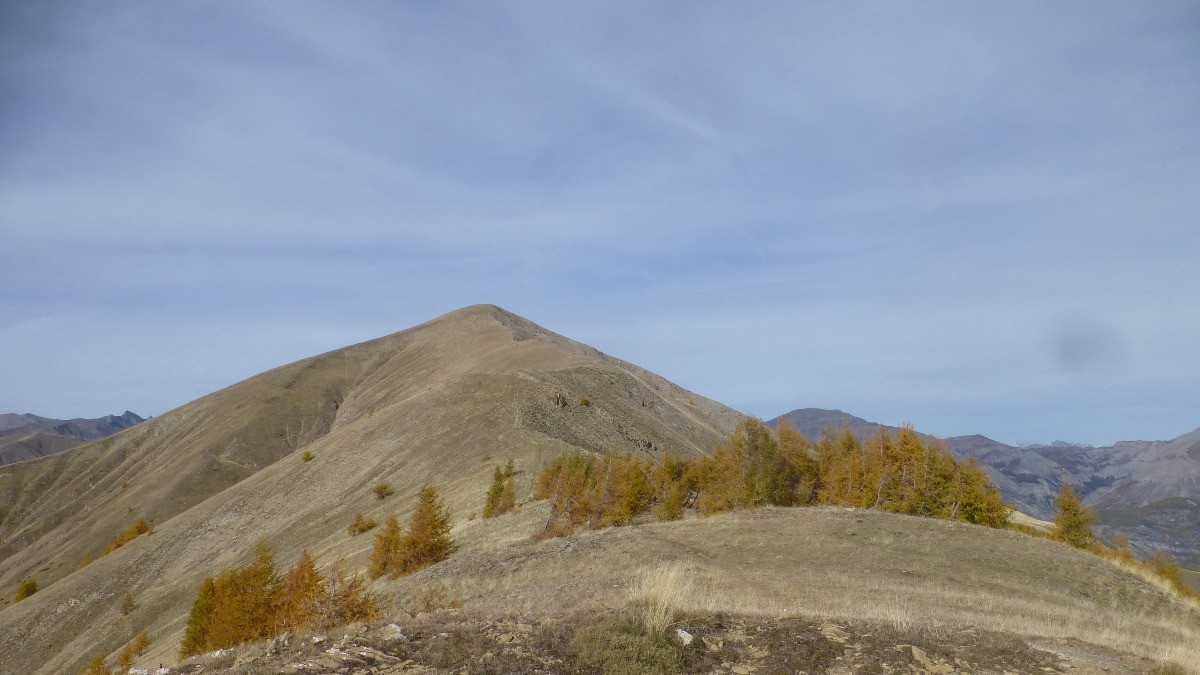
[{"x1": 1, "y1": 2, "x2": 1198, "y2": 446}]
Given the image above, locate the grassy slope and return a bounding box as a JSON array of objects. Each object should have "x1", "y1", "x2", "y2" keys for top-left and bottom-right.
[
  {"x1": 0, "y1": 305, "x2": 740, "y2": 675},
  {"x1": 0, "y1": 340, "x2": 363, "y2": 595},
  {"x1": 2, "y1": 305, "x2": 1196, "y2": 673},
  {"x1": 385, "y1": 504, "x2": 1200, "y2": 671},
  {"x1": 0, "y1": 432, "x2": 85, "y2": 466}
]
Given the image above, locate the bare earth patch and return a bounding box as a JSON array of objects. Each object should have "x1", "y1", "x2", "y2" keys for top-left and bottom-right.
[{"x1": 161, "y1": 608, "x2": 1164, "y2": 674}]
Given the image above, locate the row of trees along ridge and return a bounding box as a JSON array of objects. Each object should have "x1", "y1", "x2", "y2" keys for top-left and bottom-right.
[{"x1": 533, "y1": 419, "x2": 1011, "y2": 537}]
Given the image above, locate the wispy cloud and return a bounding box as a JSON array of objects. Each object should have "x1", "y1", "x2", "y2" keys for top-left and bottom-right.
[{"x1": 1, "y1": 2, "x2": 1198, "y2": 444}]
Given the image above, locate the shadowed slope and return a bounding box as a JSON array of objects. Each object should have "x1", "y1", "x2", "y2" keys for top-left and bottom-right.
[
  {"x1": 0, "y1": 411, "x2": 145, "y2": 466},
  {"x1": 0, "y1": 431, "x2": 86, "y2": 467},
  {"x1": 0, "y1": 305, "x2": 742, "y2": 674}
]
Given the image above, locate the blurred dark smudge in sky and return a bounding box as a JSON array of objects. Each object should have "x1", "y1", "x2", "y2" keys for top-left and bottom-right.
[{"x1": 1052, "y1": 320, "x2": 1128, "y2": 375}]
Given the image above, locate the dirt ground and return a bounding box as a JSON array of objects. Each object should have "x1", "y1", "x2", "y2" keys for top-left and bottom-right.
[{"x1": 162, "y1": 607, "x2": 1169, "y2": 675}]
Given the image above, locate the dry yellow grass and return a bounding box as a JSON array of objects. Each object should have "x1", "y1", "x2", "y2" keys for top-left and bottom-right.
[
  {"x1": 393, "y1": 503, "x2": 1200, "y2": 673},
  {"x1": 1009, "y1": 508, "x2": 1054, "y2": 533},
  {"x1": 629, "y1": 562, "x2": 690, "y2": 633},
  {"x1": 1104, "y1": 555, "x2": 1200, "y2": 612}
]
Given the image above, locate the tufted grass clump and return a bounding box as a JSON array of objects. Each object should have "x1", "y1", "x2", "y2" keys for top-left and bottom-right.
[{"x1": 630, "y1": 563, "x2": 690, "y2": 634}]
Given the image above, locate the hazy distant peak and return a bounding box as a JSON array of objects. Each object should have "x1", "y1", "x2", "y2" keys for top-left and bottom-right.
[
  {"x1": 0, "y1": 410, "x2": 146, "y2": 465},
  {"x1": 949, "y1": 434, "x2": 1006, "y2": 445},
  {"x1": 772, "y1": 407, "x2": 869, "y2": 425},
  {"x1": 1015, "y1": 440, "x2": 1095, "y2": 449}
]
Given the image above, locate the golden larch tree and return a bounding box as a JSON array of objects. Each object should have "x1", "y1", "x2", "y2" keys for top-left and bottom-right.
[
  {"x1": 483, "y1": 465, "x2": 507, "y2": 518},
  {"x1": 277, "y1": 549, "x2": 324, "y2": 631},
  {"x1": 396, "y1": 483, "x2": 457, "y2": 576},
  {"x1": 179, "y1": 577, "x2": 215, "y2": 658},
  {"x1": 368, "y1": 513, "x2": 404, "y2": 579},
  {"x1": 1052, "y1": 481, "x2": 1095, "y2": 548}
]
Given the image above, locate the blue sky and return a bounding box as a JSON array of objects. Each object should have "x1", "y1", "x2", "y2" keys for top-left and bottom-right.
[{"x1": 2, "y1": 2, "x2": 1198, "y2": 446}]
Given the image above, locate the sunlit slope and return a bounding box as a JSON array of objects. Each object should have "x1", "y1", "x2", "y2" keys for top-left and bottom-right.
[
  {"x1": 0, "y1": 304, "x2": 741, "y2": 675},
  {"x1": 0, "y1": 326, "x2": 364, "y2": 593},
  {"x1": 388, "y1": 505, "x2": 1200, "y2": 670}
]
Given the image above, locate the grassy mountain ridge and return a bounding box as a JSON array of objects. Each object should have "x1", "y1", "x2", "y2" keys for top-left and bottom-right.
[
  {"x1": 1, "y1": 309, "x2": 1196, "y2": 673},
  {"x1": 0, "y1": 305, "x2": 742, "y2": 674},
  {"x1": 159, "y1": 504, "x2": 1200, "y2": 673},
  {"x1": 0, "y1": 411, "x2": 144, "y2": 439}
]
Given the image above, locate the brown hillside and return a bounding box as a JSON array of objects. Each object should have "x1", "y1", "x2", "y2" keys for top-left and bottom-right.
[
  {"x1": 0, "y1": 305, "x2": 741, "y2": 674},
  {"x1": 2, "y1": 306, "x2": 1196, "y2": 674},
  {"x1": 0, "y1": 431, "x2": 85, "y2": 467}
]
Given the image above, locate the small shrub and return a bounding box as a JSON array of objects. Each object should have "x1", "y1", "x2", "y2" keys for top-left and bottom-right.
[
  {"x1": 119, "y1": 592, "x2": 137, "y2": 615},
  {"x1": 533, "y1": 517, "x2": 577, "y2": 541},
  {"x1": 572, "y1": 615, "x2": 683, "y2": 675},
  {"x1": 79, "y1": 652, "x2": 111, "y2": 675},
  {"x1": 80, "y1": 552, "x2": 92, "y2": 569},
  {"x1": 480, "y1": 452, "x2": 492, "y2": 462},
  {"x1": 302, "y1": 450, "x2": 314, "y2": 462},
  {"x1": 347, "y1": 512, "x2": 377, "y2": 536},
  {"x1": 407, "y1": 582, "x2": 463, "y2": 615},
  {"x1": 483, "y1": 465, "x2": 515, "y2": 519},
  {"x1": 104, "y1": 519, "x2": 153, "y2": 555},
  {"x1": 116, "y1": 629, "x2": 150, "y2": 671},
  {"x1": 373, "y1": 482, "x2": 394, "y2": 500},
  {"x1": 316, "y1": 558, "x2": 382, "y2": 628},
  {"x1": 579, "y1": 395, "x2": 591, "y2": 407},
  {"x1": 14, "y1": 577, "x2": 38, "y2": 602},
  {"x1": 468, "y1": 512, "x2": 476, "y2": 520}
]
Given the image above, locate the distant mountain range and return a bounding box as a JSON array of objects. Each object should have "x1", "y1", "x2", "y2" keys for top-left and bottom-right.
[
  {"x1": 0, "y1": 411, "x2": 144, "y2": 466},
  {"x1": 771, "y1": 408, "x2": 1200, "y2": 567},
  {"x1": 0, "y1": 306, "x2": 1195, "y2": 673}
]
